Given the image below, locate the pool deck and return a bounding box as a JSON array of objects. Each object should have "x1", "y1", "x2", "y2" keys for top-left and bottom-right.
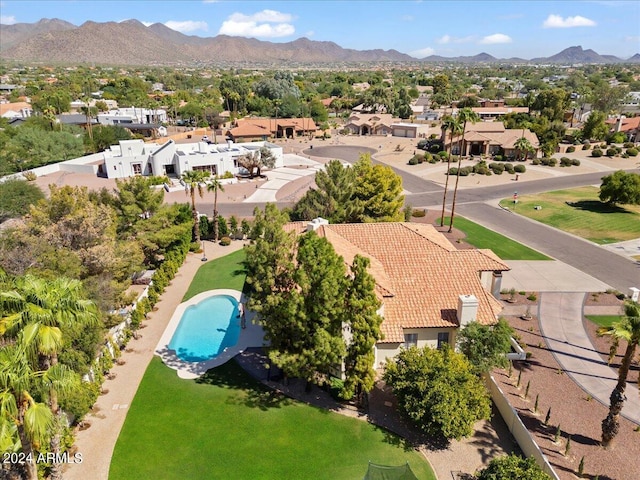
[{"x1": 155, "y1": 289, "x2": 265, "y2": 379}]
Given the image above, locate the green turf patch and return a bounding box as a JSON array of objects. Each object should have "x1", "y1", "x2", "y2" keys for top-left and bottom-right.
[
  {"x1": 109, "y1": 358, "x2": 436, "y2": 480},
  {"x1": 182, "y1": 248, "x2": 247, "y2": 301},
  {"x1": 498, "y1": 187, "x2": 640, "y2": 244},
  {"x1": 441, "y1": 216, "x2": 550, "y2": 260},
  {"x1": 585, "y1": 315, "x2": 623, "y2": 328}
]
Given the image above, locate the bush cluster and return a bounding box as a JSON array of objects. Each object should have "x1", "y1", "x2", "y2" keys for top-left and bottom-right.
[
  {"x1": 514, "y1": 164, "x2": 526, "y2": 173},
  {"x1": 411, "y1": 209, "x2": 426, "y2": 218},
  {"x1": 566, "y1": 146, "x2": 575, "y2": 153},
  {"x1": 592, "y1": 148, "x2": 603, "y2": 157},
  {"x1": 540, "y1": 157, "x2": 557, "y2": 166},
  {"x1": 582, "y1": 143, "x2": 591, "y2": 151},
  {"x1": 626, "y1": 147, "x2": 638, "y2": 157},
  {"x1": 219, "y1": 236, "x2": 231, "y2": 246}
]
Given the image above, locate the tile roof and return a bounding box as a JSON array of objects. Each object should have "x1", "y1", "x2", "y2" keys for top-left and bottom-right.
[
  {"x1": 605, "y1": 116, "x2": 640, "y2": 132},
  {"x1": 289, "y1": 221, "x2": 509, "y2": 343},
  {"x1": 236, "y1": 117, "x2": 317, "y2": 133}
]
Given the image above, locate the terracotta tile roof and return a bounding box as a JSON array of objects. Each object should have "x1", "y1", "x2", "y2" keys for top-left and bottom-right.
[
  {"x1": 605, "y1": 116, "x2": 640, "y2": 132},
  {"x1": 236, "y1": 117, "x2": 317, "y2": 133},
  {"x1": 288, "y1": 222, "x2": 509, "y2": 343},
  {"x1": 0, "y1": 101, "x2": 32, "y2": 116},
  {"x1": 227, "y1": 123, "x2": 271, "y2": 138}
]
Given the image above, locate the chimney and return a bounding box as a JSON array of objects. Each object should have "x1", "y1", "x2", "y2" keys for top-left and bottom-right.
[
  {"x1": 616, "y1": 116, "x2": 625, "y2": 133},
  {"x1": 306, "y1": 217, "x2": 329, "y2": 232},
  {"x1": 457, "y1": 294, "x2": 478, "y2": 328},
  {"x1": 630, "y1": 287, "x2": 639, "y2": 303},
  {"x1": 227, "y1": 139, "x2": 233, "y2": 149}
]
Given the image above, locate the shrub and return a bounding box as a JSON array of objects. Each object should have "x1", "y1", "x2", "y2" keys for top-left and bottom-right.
[
  {"x1": 411, "y1": 209, "x2": 426, "y2": 218},
  {"x1": 592, "y1": 148, "x2": 603, "y2": 157},
  {"x1": 424, "y1": 152, "x2": 433, "y2": 163},
  {"x1": 189, "y1": 241, "x2": 201, "y2": 252},
  {"x1": 22, "y1": 171, "x2": 37, "y2": 181},
  {"x1": 606, "y1": 147, "x2": 617, "y2": 157},
  {"x1": 489, "y1": 162, "x2": 504, "y2": 174},
  {"x1": 622, "y1": 153, "x2": 630, "y2": 158},
  {"x1": 572, "y1": 159, "x2": 580, "y2": 166},
  {"x1": 582, "y1": 143, "x2": 591, "y2": 150},
  {"x1": 527, "y1": 294, "x2": 537, "y2": 302},
  {"x1": 514, "y1": 164, "x2": 526, "y2": 173},
  {"x1": 623, "y1": 142, "x2": 634, "y2": 149},
  {"x1": 447, "y1": 167, "x2": 458, "y2": 175},
  {"x1": 219, "y1": 236, "x2": 231, "y2": 246},
  {"x1": 548, "y1": 158, "x2": 557, "y2": 167},
  {"x1": 494, "y1": 155, "x2": 503, "y2": 162},
  {"x1": 408, "y1": 156, "x2": 419, "y2": 165},
  {"x1": 560, "y1": 157, "x2": 573, "y2": 167},
  {"x1": 504, "y1": 162, "x2": 515, "y2": 174},
  {"x1": 460, "y1": 166, "x2": 473, "y2": 176},
  {"x1": 626, "y1": 147, "x2": 638, "y2": 157},
  {"x1": 531, "y1": 158, "x2": 540, "y2": 165},
  {"x1": 566, "y1": 146, "x2": 575, "y2": 153},
  {"x1": 438, "y1": 151, "x2": 448, "y2": 160}
]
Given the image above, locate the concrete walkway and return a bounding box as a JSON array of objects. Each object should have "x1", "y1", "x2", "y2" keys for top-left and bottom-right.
[
  {"x1": 64, "y1": 241, "x2": 245, "y2": 480},
  {"x1": 538, "y1": 292, "x2": 640, "y2": 425}
]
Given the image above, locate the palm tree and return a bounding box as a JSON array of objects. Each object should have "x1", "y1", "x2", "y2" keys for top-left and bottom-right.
[
  {"x1": 513, "y1": 135, "x2": 534, "y2": 162},
  {"x1": 181, "y1": 170, "x2": 210, "y2": 243},
  {"x1": 448, "y1": 108, "x2": 480, "y2": 233},
  {"x1": 206, "y1": 176, "x2": 225, "y2": 242},
  {"x1": 0, "y1": 342, "x2": 54, "y2": 480},
  {"x1": 0, "y1": 275, "x2": 99, "y2": 479},
  {"x1": 599, "y1": 300, "x2": 640, "y2": 447},
  {"x1": 439, "y1": 115, "x2": 463, "y2": 227}
]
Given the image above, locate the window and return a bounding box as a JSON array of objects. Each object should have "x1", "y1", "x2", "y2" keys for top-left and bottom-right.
[
  {"x1": 404, "y1": 333, "x2": 417, "y2": 349},
  {"x1": 437, "y1": 332, "x2": 449, "y2": 349},
  {"x1": 132, "y1": 163, "x2": 142, "y2": 175}
]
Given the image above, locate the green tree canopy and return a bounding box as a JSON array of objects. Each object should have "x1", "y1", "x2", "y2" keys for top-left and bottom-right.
[
  {"x1": 599, "y1": 171, "x2": 640, "y2": 205},
  {"x1": 476, "y1": 454, "x2": 551, "y2": 480},
  {"x1": 456, "y1": 318, "x2": 514, "y2": 375},
  {"x1": 581, "y1": 110, "x2": 608, "y2": 141},
  {"x1": 0, "y1": 179, "x2": 45, "y2": 223},
  {"x1": 383, "y1": 345, "x2": 491, "y2": 440}
]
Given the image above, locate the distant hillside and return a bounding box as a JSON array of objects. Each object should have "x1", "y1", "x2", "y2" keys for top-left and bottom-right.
[{"x1": 0, "y1": 19, "x2": 638, "y2": 66}]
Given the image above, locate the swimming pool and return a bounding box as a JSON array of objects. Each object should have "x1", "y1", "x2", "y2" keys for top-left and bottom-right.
[{"x1": 168, "y1": 294, "x2": 240, "y2": 362}]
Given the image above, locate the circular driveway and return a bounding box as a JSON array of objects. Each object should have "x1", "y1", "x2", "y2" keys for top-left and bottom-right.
[{"x1": 304, "y1": 145, "x2": 377, "y2": 162}]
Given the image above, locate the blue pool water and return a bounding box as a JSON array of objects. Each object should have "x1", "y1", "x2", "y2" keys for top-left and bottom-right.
[{"x1": 168, "y1": 295, "x2": 240, "y2": 362}]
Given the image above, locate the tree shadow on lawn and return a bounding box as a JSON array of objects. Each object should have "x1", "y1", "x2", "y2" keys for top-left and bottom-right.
[
  {"x1": 568, "y1": 200, "x2": 633, "y2": 215},
  {"x1": 196, "y1": 360, "x2": 294, "y2": 411}
]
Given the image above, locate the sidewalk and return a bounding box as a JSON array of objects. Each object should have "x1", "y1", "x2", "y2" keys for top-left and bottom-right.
[
  {"x1": 538, "y1": 292, "x2": 640, "y2": 425},
  {"x1": 64, "y1": 241, "x2": 244, "y2": 480}
]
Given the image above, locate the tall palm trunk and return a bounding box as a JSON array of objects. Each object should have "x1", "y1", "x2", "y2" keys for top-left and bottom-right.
[
  {"x1": 49, "y1": 353, "x2": 64, "y2": 480},
  {"x1": 601, "y1": 340, "x2": 637, "y2": 447},
  {"x1": 440, "y1": 133, "x2": 453, "y2": 227},
  {"x1": 448, "y1": 130, "x2": 466, "y2": 233},
  {"x1": 17, "y1": 402, "x2": 38, "y2": 480},
  {"x1": 213, "y1": 187, "x2": 219, "y2": 242},
  {"x1": 191, "y1": 191, "x2": 200, "y2": 243}
]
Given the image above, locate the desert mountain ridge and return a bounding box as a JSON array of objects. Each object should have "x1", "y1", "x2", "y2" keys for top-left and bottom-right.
[{"x1": 0, "y1": 19, "x2": 638, "y2": 66}]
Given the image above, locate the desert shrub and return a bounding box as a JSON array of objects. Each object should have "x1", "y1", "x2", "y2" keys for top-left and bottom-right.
[
  {"x1": 560, "y1": 157, "x2": 573, "y2": 167},
  {"x1": 607, "y1": 132, "x2": 626, "y2": 144},
  {"x1": 438, "y1": 151, "x2": 448, "y2": 160},
  {"x1": 504, "y1": 162, "x2": 515, "y2": 174},
  {"x1": 623, "y1": 142, "x2": 634, "y2": 148},
  {"x1": 447, "y1": 167, "x2": 458, "y2": 175},
  {"x1": 606, "y1": 147, "x2": 617, "y2": 157},
  {"x1": 572, "y1": 159, "x2": 581, "y2": 166},
  {"x1": 22, "y1": 171, "x2": 37, "y2": 181},
  {"x1": 566, "y1": 146, "x2": 575, "y2": 153},
  {"x1": 489, "y1": 162, "x2": 504, "y2": 174},
  {"x1": 424, "y1": 152, "x2": 433, "y2": 162},
  {"x1": 582, "y1": 143, "x2": 591, "y2": 150},
  {"x1": 621, "y1": 153, "x2": 630, "y2": 158},
  {"x1": 592, "y1": 148, "x2": 603, "y2": 157},
  {"x1": 548, "y1": 158, "x2": 557, "y2": 167},
  {"x1": 514, "y1": 164, "x2": 526, "y2": 173},
  {"x1": 219, "y1": 236, "x2": 231, "y2": 246},
  {"x1": 408, "y1": 156, "x2": 419, "y2": 165},
  {"x1": 494, "y1": 155, "x2": 503, "y2": 162},
  {"x1": 473, "y1": 161, "x2": 490, "y2": 175},
  {"x1": 626, "y1": 147, "x2": 638, "y2": 157},
  {"x1": 531, "y1": 158, "x2": 540, "y2": 165},
  {"x1": 411, "y1": 209, "x2": 426, "y2": 218},
  {"x1": 527, "y1": 294, "x2": 537, "y2": 302},
  {"x1": 460, "y1": 166, "x2": 473, "y2": 176}
]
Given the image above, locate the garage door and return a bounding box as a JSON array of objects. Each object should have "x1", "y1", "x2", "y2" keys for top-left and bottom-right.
[{"x1": 395, "y1": 128, "x2": 407, "y2": 137}]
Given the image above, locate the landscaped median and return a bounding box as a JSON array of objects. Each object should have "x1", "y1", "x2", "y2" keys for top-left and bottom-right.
[{"x1": 498, "y1": 186, "x2": 640, "y2": 244}]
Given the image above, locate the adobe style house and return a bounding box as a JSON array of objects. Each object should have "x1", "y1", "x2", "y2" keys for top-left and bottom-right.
[
  {"x1": 100, "y1": 138, "x2": 283, "y2": 179},
  {"x1": 443, "y1": 121, "x2": 539, "y2": 158},
  {"x1": 288, "y1": 219, "x2": 509, "y2": 367},
  {"x1": 343, "y1": 113, "x2": 395, "y2": 136},
  {"x1": 227, "y1": 117, "x2": 317, "y2": 141},
  {"x1": 0, "y1": 101, "x2": 32, "y2": 120}
]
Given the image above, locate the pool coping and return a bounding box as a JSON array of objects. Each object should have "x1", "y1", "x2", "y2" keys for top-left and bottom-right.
[{"x1": 155, "y1": 289, "x2": 265, "y2": 379}]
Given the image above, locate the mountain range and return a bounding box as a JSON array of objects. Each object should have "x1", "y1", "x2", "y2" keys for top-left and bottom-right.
[{"x1": 1, "y1": 18, "x2": 638, "y2": 66}]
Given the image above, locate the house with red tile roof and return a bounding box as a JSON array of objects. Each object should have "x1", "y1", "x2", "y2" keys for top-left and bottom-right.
[
  {"x1": 343, "y1": 113, "x2": 396, "y2": 136},
  {"x1": 443, "y1": 121, "x2": 539, "y2": 159},
  {"x1": 287, "y1": 219, "x2": 510, "y2": 367},
  {"x1": 227, "y1": 117, "x2": 317, "y2": 141},
  {"x1": 605, "y1": 116, "x2": 640, "y2": 143}
]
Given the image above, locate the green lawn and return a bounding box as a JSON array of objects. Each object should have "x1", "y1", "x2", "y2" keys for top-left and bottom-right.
[
  {"x1": 182, "y1": 248, "x2": 247, "y2": 301},
  {"x1": 441, "y1": 216, "x2": 550, "y2": 260},
  {"x1": 109, "y1": 358, "x2": 435, "y2": 480},
  {"x1": 498, "y1": 186, "x2": 640, "y2": 244},
  {"x1": 585, "y1": 315, "x2": 622, "y2": 328}
]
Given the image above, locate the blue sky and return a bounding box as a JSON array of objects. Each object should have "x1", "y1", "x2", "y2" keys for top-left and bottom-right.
[{"x1": 1, "y1": 1, "x2": 639, "y2": 59}]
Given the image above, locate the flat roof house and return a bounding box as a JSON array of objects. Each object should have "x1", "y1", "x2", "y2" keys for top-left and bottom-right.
[{"x1": 287, "y1": 220, "x2": 510, "y2": 367}]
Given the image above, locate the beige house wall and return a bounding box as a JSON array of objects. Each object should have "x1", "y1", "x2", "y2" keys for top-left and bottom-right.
[{"x1": 375, "y1": 327, "x2": 458, "y2": 367}]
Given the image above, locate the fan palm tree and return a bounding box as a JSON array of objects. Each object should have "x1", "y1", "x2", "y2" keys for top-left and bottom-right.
[
  {"x1": 0, "y1": 275, "x2": 98, "y2": 479},
  {"x1": 439, "y1": 115, "x2": 463, "y2": 227},
  {"x1": 0, "y1": 342, "x2": 54, "y2": 480},
  {"x1": 513, "y1": 136, "x2": 534, "y2": 162},
  {"x1": 182, "y1": 170, "x2": 210, "y2": 243},
  {"x1": 599, "y1": 300, "x2": 640, "y2": 447},
  {"x1": 206, "y1": 176, "x2": 225, "y2": 242},
  {"x1": 448, "y1": 108, "x2": 480, "y2": 233}
]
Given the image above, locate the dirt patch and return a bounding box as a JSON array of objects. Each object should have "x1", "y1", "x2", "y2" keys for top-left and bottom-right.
[
  {"x1": 584, "y1": 291, "x2": 626, "y2": 306},
  {"x1": 497, "y1": 315, "x2": 640, "y2": 480}
]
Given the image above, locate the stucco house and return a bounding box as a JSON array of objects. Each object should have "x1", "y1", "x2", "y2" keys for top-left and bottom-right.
[
  {"x1": 286, "y1": 219, "x2": 509, "y2": 367},
  {"x1": 343, "y1": 113, "x2": 395, "y2": 136},
  {"x1": 100, "y1": 138, "x2": 283, "y2": 179},
  {"x1": 606, "y1": 116, "x2": 639, "y2": 143},
  {"x1": 0, "y1": 101, "x2": 32, "y2": 120},
  {"x1": 227, "y1": 117, "x2": 317, "y2": 141},
  {"x1": 443, "y1": 121, "x2": 539, "y2": 158}
]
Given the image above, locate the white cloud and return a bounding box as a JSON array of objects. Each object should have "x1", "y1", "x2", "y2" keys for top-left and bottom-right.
[
  {"x1": 543, "y1": 14, "x2": 596, "y2": 28},
  {"x1": 164, "y1": 20, "x2": 208, "y2": 33},
  {"x1": 624, "y1": 35, "x2": 640, "y2": 42},
  {"x1": 436, "y1": 34, "x2": 474, "y2": 44},
  {"x1": 218, "y1": 10, "x2": 295, "y2": 38},
  {"x1": 479, "y1": 33, "x2": 512, "y2": 45},
  {"x1": 410, "y1": 47, "x2": 435, "y2": 58},
  {"x1": 0, "y1": 15, "x2": 16, "y2": 25},
  {"x1": 141, "y1": 21, "x2": 153, "y2": 27},
  {"x1": 305, "y1": 30, "x2": 315, "y2": 38}
]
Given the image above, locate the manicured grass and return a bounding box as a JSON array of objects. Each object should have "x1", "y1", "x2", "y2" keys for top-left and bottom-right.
[
  {"x1": 498, "y1": 186, "x2": 640, "y2": 244},
  {"x1": 585, "y1": 315, "x2": 622, "y2": 328},
  {"x1": 109, "y1": 358, "x2": 436, "y2": 480},
  {"x1": 441, "y1": 216, "x2": 550, "y2": 260},
  {"x1": 182, "y1": 248, "x2": 247, "y2": 301}
]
